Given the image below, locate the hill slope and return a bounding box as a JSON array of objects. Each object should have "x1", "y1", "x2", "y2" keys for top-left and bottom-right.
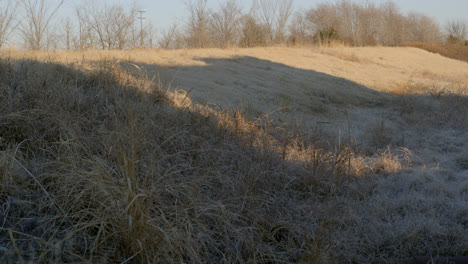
[
  {"x1": 139, "y1": 47, "x2": 467, "y2": 172},
  {"x1": 1, "y1": 47, "x2": 467, "y2": 263}
]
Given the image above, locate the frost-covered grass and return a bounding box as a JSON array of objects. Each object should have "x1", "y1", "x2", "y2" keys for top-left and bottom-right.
[{"x1": 0, "y1": 48, "x2": 467, "y2": 263}]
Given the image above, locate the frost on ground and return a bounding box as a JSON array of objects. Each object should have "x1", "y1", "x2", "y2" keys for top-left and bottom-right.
[
  {"x1": 0, "y1": 47, "x2": 467, "y2": 262},
  {"x1": 143, "y1": 47, "x2": 468, "y2": 259},
  {"x1": 142, "y1": 46, "x2": 468, "y2": 174}
]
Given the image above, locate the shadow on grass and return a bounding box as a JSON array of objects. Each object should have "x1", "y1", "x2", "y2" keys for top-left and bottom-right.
[
  {"x1": 1, "y1": 57, "x2": 345, "y2": 263},
  {"x1": 128, "y1": 55, "x2": 391, "y2": 111},
  {"x1": 1, "y1": 55, "x2": 467, "y2": 263}
]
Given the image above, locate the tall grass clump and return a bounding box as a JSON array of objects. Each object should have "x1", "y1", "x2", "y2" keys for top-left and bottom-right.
[
  {"x1": 1, "y1": 52, "x2": 467, "y2": 263},
  {"x1": 0, "y1": 56, "x2": 333, "y2": 263}
]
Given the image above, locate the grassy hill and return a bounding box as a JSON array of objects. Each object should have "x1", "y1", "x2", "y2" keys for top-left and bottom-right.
[{"x1": 0, "y1": 47, "x2": 467, "y2": 263}]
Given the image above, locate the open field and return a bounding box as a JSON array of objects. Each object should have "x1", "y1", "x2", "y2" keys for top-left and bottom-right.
[{"x1": 1, "y1": 47, "x2": 468, "y2": 263}]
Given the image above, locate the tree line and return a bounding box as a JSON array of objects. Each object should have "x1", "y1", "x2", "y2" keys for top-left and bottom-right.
[{"x1": 0, "y1": 0, "x2": 466, "y2": 50}]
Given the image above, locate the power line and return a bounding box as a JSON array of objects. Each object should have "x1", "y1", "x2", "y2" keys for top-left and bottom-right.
[{"x1": 138, "y1": 10, "x2": 146, "y2": 47}]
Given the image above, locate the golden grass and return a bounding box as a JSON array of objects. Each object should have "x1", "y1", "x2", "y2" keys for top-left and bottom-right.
[
  {"x1": 401, "y1": 42, "x2": 468, "y2": 63},
  {"x1": 0, "y1": 53, "x2": 351, "y2": 262},
  {"x1": 1, "y1": 49, "x2": 467, "y2": 263}
]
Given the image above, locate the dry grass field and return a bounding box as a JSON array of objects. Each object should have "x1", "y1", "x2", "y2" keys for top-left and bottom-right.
[
  {"x1": 402, "y1": 42, "x2": 468, "y2": 63},
  {"x1": 0, "y1": 47, "x2": 467, "y2": 263}
]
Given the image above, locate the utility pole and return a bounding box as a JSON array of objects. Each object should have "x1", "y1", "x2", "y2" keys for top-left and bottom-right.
[{"x1": 138, "y1": 10, "x2": 146, "y2": 48}]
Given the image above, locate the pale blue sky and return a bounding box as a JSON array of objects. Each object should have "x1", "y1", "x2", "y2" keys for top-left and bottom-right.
[
  {"x1": 3, "y1": 0, "x2": 466, "y2": 41},
  {"x1": 56, "y1": 0, "x2": 467, "y2": 32}
]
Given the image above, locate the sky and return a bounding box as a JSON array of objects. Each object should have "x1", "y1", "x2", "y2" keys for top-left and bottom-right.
[
  {"x1": 2, "y1": 0, "x2": 467, "y2": 47},
  {"x1": 56, "y1": 0, "x2": 467, "y2": 32}
]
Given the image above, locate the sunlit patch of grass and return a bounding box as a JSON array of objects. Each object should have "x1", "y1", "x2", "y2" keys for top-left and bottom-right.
[{"x1": 1, "y1": 50, "x2": 467, "y2": 263}]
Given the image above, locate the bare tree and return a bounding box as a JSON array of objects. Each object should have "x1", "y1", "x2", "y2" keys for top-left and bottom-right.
[
  {"x1": 128, "y1": 19, "x2": 139, "y2": 48},
  {"x1": 19, "y1": 0, "x2": 64, "y2": 50},
  {"x1": 334, "y1": 0, "x2": 355, "y2": 44},
  {"x1": 159, "y1": 23, "x2": 178, "y2": 49},
  {"x1": 86, "y1": 4, "x2": 109, "y2": 49},
  {"x1": 252, "y1": 0, "x2": 277, "y2": 44},
  {"x1": 307, "y1": 0, "x2": 380, "y2": 46},
  {"x1": 144, "y1": 22, "x2": 157, "y2": 49},
  {"x1": 209, "y1": 0, "x2": 243, "y2": 48},
  {"x1": 239, "y1": 13, "x2": 267, "y2": 47},
  {"x1": 129, "y1": 20, "x2": 157, "y2": 49},
  {"x1": 352, "y1": 1, "x2": 380, "y2": 46},
  {"x1": 306, "y1": 3, "x2": 340, "y2": 44},
  {"x1": 111, "y1": 5, "x2": 137, "y2": 49},
  {"x1": 0, "y1": 0, "x2": 18, "y2": 48},
  {"x1": 289, "y1": 10, "x2": 312, "y2": 45},
  {"x1": 185, "y1": 0, "x2": 211, "y2": 48},
  {"x1": 302, "y1": 0, "x2": 444, "y2": 47},
  {"x1": 275, "y1": 0, "x2": 294, "y2": 44},
  {"x1": 62, "y1": 17, "x2": 73, "y2": 51},
  {"x1": 84, "y1": 2, "x2": 137, "y2": 50},
  {"x1": 253, "y1": 0, "x2": 295, "y2": 44},
  {"x1": 445, "y1": 19, "x2": 467, "y2": 44},
  {"x1": 378, "y1": 1, "x2": 406, "y2": 46},
  {"x1": 74, "y1": 6, "x2": 94, "y2": 50},
  {"x1": 406, "y1": 13, "x2": 442, "y2": 43},
  {"x1": 44, "y1": 23, "x2": 58, "y2": 49}
]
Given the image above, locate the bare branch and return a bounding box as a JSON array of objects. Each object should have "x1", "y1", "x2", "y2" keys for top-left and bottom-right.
[
  {"x1": 253, "y1": 0, "x2": 277, "y2": 43},
  {"x1": 79, "y1": 1, "x2": 137, "y2": 50},
  {"x1": 184, "y1": 0, "x2": 210, "y2": 48},
  {"x1": 445, "y1": 19, "x2": 467, "y2": 44},
  {"x1": 209, "y1": 0, "x2": 243, "y2": 48},
  {"x1": 19, "y1": 0, "x2": 65, "y2": 50},
  {"x1": 159, "y1": 23, "x2": 178, "y2": 49},
  {"x1": 275, "y1": 0, "x2": 293, "y2": 44},
  {"x1": 0, "y1": 0, "x2": 19, "y2": 48}
]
